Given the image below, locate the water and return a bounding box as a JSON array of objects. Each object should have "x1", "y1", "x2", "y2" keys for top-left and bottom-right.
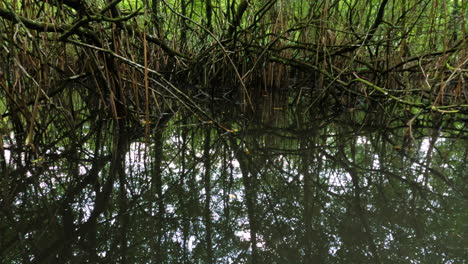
[{"x1": 1, "y1": 100, "x2": 467, "y2": 263}]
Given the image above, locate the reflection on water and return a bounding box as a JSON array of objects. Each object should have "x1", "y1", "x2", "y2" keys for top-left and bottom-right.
[{"x1": 1, "y1": 102, "x2": 467, "y2": 264}]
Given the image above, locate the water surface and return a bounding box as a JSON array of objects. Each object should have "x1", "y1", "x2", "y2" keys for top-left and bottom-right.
[{"x1": 1, "y1": 100, "x2": 467, "y2": 263}]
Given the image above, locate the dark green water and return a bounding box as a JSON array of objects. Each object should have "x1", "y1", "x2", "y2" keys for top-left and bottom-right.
[{"x1": 1, "y1": 100, "x2": 467, "y2": 263}]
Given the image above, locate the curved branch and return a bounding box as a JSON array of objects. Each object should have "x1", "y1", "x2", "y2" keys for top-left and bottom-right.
[{"x1": 227, "y1": 0, "x2": 249, "y2": 38}]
